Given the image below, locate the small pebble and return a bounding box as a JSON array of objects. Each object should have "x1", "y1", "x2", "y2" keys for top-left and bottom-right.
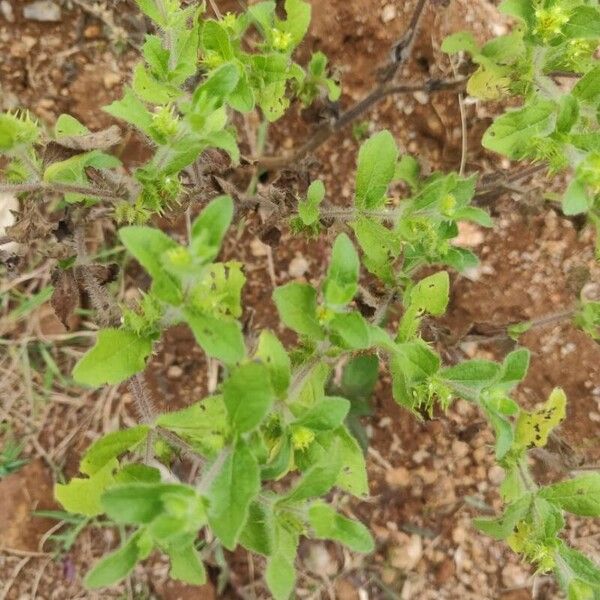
[
  {"x1": 487, "y1": 465, "x2": 505, "y2": 485},
  {"x1": 23, "y1": 0, "x2": 61, "y2": 21},
  {"x1": 167, "y1": 365, "x2": 183, "y2": 379},
  {"x1": 452, "y1": 440, "x2": 470, "y2": 459},
  {"x1": 103, "y1": 72, "x2": 121, "y2": 89},
  {"x1": 389, "y1": 534, "x2": 423, "y2": 571},
  {"x1": 385, "y1": 467, "x2": 411, "y2": 488},
  {"x1": 0, "y1": 1, "x2": 14, "y2": 22},
  {"x1": 381, "y1": 4, "x2": 396, "y2": 23},
  {"x1": 288, "y1": 255, "x2": 309, "y2": 278}
]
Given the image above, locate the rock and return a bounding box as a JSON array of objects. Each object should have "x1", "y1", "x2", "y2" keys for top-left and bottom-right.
[
  {"x1": 454, "y1": 221, "x2": 485, "y2": 247},
  {"x1": 389, "y1": 533, "x2": 423, "y2": 571},
  {"x1": 23, "y1": 0, "x2": 61, "y2": 22},
  {"x1": 167, "y1": 365, "x2": 183, "y2": 379},
  {"x1": 0, "y1": 459, "x2": 58, "y2": 551},
  {"x1": 381, "y1": 4, "x2": 396, "y2": 23},
  {"x1": 501, "y1": 563, "x2": 529, "y2": 588},
  {"x1": 84, "y1": 24, "x2": 102, "y2": 39},
  {"x1": 250, "y1": 237, "x2": 268, "y2": 257},
  {"x1": 452, "y1": 526, "x2": 468, "y2": 544},
  {"x1": 0, "y1": 192, "x2": 19, "y2": 254},
  {"x1": 288, "y1": 254, "x2": 309, "y2": 278},
  {"x1": 305, "y1": 543, "x2": 338, "y2": 577},
  {"x1": 487, "y1": 465, "x2": 505, "y2": 485},
  {"x1": 0, "y1": 0, "x2": 14, "y2": 22},
  {"x1": 451, "y1": 440, "x2": 470, "y2": 459},
  {"x1": 385, "y1": 466, "x2": 411, "y2": 488},
  {"x1": 103, "y1": 72, "x2": 121, "y2": 89},
  {"x1": 436, "y1": 557, "x2": 455, "y2": 585},
  {"x1": 334, "y1": 578, "x2": 360, "y2": 600}
]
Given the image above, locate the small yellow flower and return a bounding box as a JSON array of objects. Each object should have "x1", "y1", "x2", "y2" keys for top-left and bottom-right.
[
  {"x1": 291, "y1": 426, "x2": 315, "y2": 451},
  {"x1": 272, "y1": 28, "x2": 293, "y2": 52}
]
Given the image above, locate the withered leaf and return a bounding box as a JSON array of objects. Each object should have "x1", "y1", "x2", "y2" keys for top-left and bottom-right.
[
  {"x1": 50, "y1": 268, "x2": 80, "y2": 328},
  {"x1": 49, "y1": 263, "x2": 119, "y2": 328},
  {"x1": 54, "y1": 125, "x2": 122, "y2": 151},
  {"x1": 7, "y1": 200, "x2": 55, "y2": 243}
]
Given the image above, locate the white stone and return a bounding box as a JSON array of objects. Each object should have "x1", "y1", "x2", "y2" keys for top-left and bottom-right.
[
  {"x1": 381, "y1": 4, "x2": 396, "y2": 23},
  {"x1": 23, "y1": 0, "x2": 61, "y2": 21}
]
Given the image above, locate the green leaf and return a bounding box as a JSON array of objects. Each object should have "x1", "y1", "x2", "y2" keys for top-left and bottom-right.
[
  {"x1": 298, "y1": 179, "x2": 325, "y2": 226},
  {"x1": 355, "y1": 130, "x2": 399, "y2": 210},
  {"x1": 115, "y1": 464, "x2": 161, "y2": 484},
  {"x1": 240, "y1": 501, "x2": 274, "y2": 556},
  {"x1": 206, "y1": 442, "x2": 260, "y2": 550},
  {"x1": 101, "y1": 483, "x2": 202, "y2": 525},
  {"x1": 341, "y1": 354, "x2": 379, "y2": 400},
  {"x1": 563, "y1": 7, "x2": 600, "y2": 40},
  {"x1": 55, "y1": 114, "x2": 89, "y2": 137},
  {"x1": 278, "y1": 0, "x2": 311, "y2": 48},
  {"x1": 248, "y1": 1, "x2": 276, "y2": 35},
  {"x1": 265, "y1": 520, "x2": 298, "y2": 600},
  {"x1": 563, "y1": 179, "x2": 590, "y2": 216},
  {"x1": 308, "y1": 502, "x2": 374, "y2": 553},
  {"x1": 201, "y1": 20, "x2": 234, "y2": 60},
  {"x1": 55, "y1": 460, "x2": 117, "y2": 517},
  {"x1": 190, "y1": 195, "x2": 233, "y2": 262},
  {"x1": 394, "y1": 155, "x2": 421, "y2": 190},
  {"x1": 441, "y1": 31, "x2": 479, "y2": 55},
  {"x1": 328, "y1": 312, "x2": 372, "y2": 349},
  {"x1": 85, "y1": 530, "x2": 149, "y2": 589},
  {"x1": 135, "y1": 0, "x2": 167, "y2": 26},
  {"x1": 273, "y1": 283, "x2": 324, "y2": 339},
  {"x1": 573, "y1": 66, "x2": 600, "y2": 103},
  {"x1": 255, "y1": 330, "x2": 291, "y2": 396},
  {"x1": 539, "y1": 474, "x2": 600, "y2": 517},
  {"x1": 297, "y1": 397, "x2": 350, "y2": 431},
  {"x1": 224, "y1": 362, "x2": 274, "y2": 433},
  {"x1": 184, "y1": 309, "x2": 246, "y2": 365},
  {"x1": 499, "y1": 0, "x2": 535, "y2": 26},
  {"x1": 166, "y1": 541, "x2": 207, "y2": 585},
  {"x1": 193, "y1": 63, "x2": 241, "y2": 108},
  {"x1": 132, "y1": 63, "x2": 178, "y2": 104},
  {"x1": 103, "y1": 88, "x2": 153, "y2": 136},
  {"x1": 482, "y1": 100, "x2": 557, "y2": 160},
  {"x1": 0, "y1": 111, "x2": 39, "y2": 151},
  {"x1": 441, "y1": 359, "x2": 502, "y2": 395},
  {"x1": 323, "y1": 233, "x2": 359, "y2": 307},
  {"x1": 81, "y1": 426, "x2": 149, "y2": 475},
  {"x1": 119, "y1": 226, "x2": 182, "y2": 304},
  {"x1": 486, "y1": 410, "x2": 514, "y2": 460},
  {"x1": 498, "y1": 348, "x2": 530, "y2": 391},
  {"x1": 454, "y1": 206, "x2": 494, "y2": 227},
  {"x1": 334, "y1": 426, "x2": 369, "y2": 497},
  {"x1": 73, "y1": 329, "x2": 153, "y2": 387},
  {"x1": 515, "y1": 387, "x2": 567, "y2": 449},
  {"x1": 409, "y1": 271, "x2": 450, "y2": 317},
  {"x1": 282, "y1": 442, "x2": 341, "y2": 503},
  {"x1": 156, "y1": 395, "x2": 229, "y2": 457},
  {"x1": 555, "y1": 542, "x2": 600, "y2": 599},
  {"x1": 473, "y1": 494, "x2": 532, "y2": 540}
]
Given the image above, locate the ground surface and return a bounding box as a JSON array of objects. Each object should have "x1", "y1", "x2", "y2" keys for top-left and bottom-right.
[{"x1": 1, "y1": 0, "x2": 599, "y2": 599}]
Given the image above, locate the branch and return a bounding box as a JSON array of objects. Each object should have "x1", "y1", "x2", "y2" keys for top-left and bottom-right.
[
  {"x1": 256, "y1": 78, "x2": 466, "y2": 170},
  {"x1": 0, "y1": 181, "x2": 126, "y2": 202}
]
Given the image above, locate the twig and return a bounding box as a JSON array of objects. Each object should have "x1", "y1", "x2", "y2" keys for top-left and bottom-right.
[
  {"x1": 461, "y1": 308, "x2": 576, "y2": 345},
  {"x1": 380, "y1": 0, "x2": 429, "y2": 82},
  {"x1": 0, "y1": 181, "x2": 126, "y2": 202},
  {"x1": 256, "y1": 78, "x2": 466, "y2": 170},
  {"x1": 207, "y1": 0, "x2": 222, "y2": 19}
]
